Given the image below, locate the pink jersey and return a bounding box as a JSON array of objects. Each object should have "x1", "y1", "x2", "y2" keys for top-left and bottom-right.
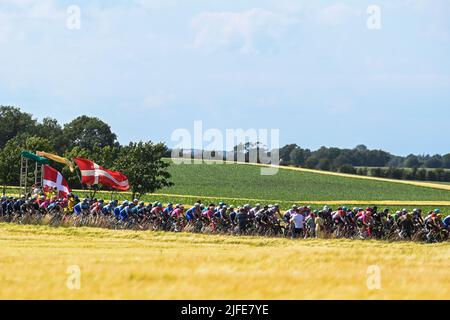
[
  {"x1": 202, "y1": 209, "x2": 214, "y2": 219},
  {"x1": 171, "y1": 208, "x2": 184, "y2": 218}
]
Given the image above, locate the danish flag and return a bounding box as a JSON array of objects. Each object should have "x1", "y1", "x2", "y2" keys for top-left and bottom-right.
[
  {"x1": 74, "y1": 158, "x2": 130, "y2": 191},
  {"x1": 42, "y1": 165, "x2": 71, "y2": 198}
]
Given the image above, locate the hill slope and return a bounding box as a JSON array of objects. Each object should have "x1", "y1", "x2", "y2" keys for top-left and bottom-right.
[{"x1": 159, "y1": 161, "x2": 450, "y2": 202}]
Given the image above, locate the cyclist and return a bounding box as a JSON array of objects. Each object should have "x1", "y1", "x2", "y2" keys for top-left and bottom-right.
[
  {"x1": 398, "y1": 213, "x2": 414, "y2": 239},
  {"x1": 186, "y1": 203, "x2": 201, "y2": 222},
  {"x1": 236, "y1": 206, "x2": 249, "y2": 233},
  {"x1": 443, "y1": 214, "x2": 450, "y2": 230},
  {"x1": 290, "y1": 209, "x2": 304, "y2": 239},
  {"x1": 163, "y1": 203, "x2": 174, "y2": 217},
  {"x1": 74, "y1": 198, "x2": 89, "y2": 215},
  {"x1": 304, "y1": 211, "x2": 316, "y2": 238}
]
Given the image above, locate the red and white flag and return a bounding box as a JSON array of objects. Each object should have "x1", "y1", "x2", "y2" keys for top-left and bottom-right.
[
  {"x1": 74, "y1": 158, "x2": 130, "y2": 191},
  {"x1": 42, "y1": 165, "x2": 71, "y2": 198}
]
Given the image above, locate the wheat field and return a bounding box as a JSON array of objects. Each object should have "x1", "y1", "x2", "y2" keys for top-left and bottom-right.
[{"x1": 0, "y1": 223, "x2": 448, "y2": 300}]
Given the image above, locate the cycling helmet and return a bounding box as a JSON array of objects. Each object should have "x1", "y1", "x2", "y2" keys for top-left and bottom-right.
[
  {"x1": 139, "y1": 201, "x2": 145, "y2": 206},
  {"x1": 434, "y1": 209, "x2": 441, "y2": 214},
  {"x1": 194, "y1": 203, "x2": 200, "y2": 207}
]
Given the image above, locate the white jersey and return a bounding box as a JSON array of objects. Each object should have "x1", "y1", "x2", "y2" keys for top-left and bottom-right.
[{"x1": 291, "y1": 213, "x2": 304, "y2": 229}]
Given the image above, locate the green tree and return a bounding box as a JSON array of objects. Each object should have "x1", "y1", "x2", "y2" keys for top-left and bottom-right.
[
  {"x1": 424, "y1": 155, "x2": 442, "y2": 168},
  {"x1": 34, "y1": 117, "x2": 66, "y2": 152},
  {"x1": 417, "y1": 168, "x2": 427, "y2": 181},
  {"x1": 442, "y1": 154, "x2": 450, "y2": 169},
  {"x1": 370, "y1": 167, "x2": 383, "y2": 177},
  {"x1": 317, "y1": 158, "x2": 331, "y2": 171},
  {"x1": 114, "y1": 141, "x2": 173, "y2": 200},
  {"x1": 289, "y1": 147, "x2": 310, "y2": 166},
  {"x1": 279, "y1": 144, "x2": 298, "y2": 165},
  {"x1": 0, "y1": 139, "x2": 22, "y2": 191},
  {"x1": 63, "y1": 116, "x2": 117, "y2": 151},
  {"x1": 339, "y1": 164, "x2": 356, "y2": 174},
  {"x1": 0, "y1": 106, "x2": 37, "y2": 148},
  {"x1": 0, "y1": 135, "x2": 55, "y2": 190},
  {"x1": 404, "y1": 155, "x2": 421, "y2": 168},
  {"x1": 304, "y1": 156, "x2": 319, "y2": 169}
]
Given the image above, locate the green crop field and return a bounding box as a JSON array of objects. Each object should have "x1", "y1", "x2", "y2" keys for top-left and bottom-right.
[{"x1": 156, "y1": 161, "x2": 450, "y2": 202}]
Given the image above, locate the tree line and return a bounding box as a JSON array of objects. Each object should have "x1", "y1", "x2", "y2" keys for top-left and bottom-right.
[
  {"x1": 279, "y1": 144, "x2": 450, "y2": 182},
  {"x1": 0, "y1": 106, "x2": 172, "y2": 199}
]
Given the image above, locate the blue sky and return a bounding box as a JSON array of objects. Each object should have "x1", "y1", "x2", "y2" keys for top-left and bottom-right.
[{"x1": 1, "y1": 0, "x2": 449, "y2": 155}]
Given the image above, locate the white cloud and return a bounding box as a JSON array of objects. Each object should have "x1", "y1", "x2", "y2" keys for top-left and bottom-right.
[{"x1": 190, "y1": 8, "x2": 297, "y2": 54}]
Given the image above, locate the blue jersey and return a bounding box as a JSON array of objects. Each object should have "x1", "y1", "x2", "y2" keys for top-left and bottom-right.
[
  {"x1": 119, "y1": 207, "x2": 131, "y2": 221},
  {"x1": 74, "y1": 203, "x2": 88, "y2": 215},
  {"x1": 1, "y1": 200, "x2": 7, "y2": 212},
  {"x1": 114, "y1": 205, "x2": 123, "y2": 218},
  {"x1": 186, "y1": 207, "x2": 197, "y2": 221},
  {"x1": 163, "y1": 207, "x2": 173, "y2": 216},
  {"x1": 102, "y1": 204, "x2": 114, "y2": 215},
  {"x1": 131, "y1": 206, "x2": 139, "y2": 215},
  {"x1": 443, "y1": 215, "x2": 450, "y2": 228},
  {"x1": 229, "y1": 211, "x2": 236, "y2": 222}
]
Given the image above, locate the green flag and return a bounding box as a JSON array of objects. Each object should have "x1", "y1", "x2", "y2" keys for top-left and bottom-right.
[{"x1": 20, "y1": 151, "x2": 50, "y2": 165}]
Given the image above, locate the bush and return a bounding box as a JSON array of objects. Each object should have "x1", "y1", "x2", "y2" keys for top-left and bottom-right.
[{"x1": 339, "y1": 164, "x2": 356, "y2": 174}]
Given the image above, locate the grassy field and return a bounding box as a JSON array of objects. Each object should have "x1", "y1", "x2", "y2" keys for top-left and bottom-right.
[
  {"x1": 0, "y1": 223, "x2": 448, "y2": 300},
  {"x1": 154, "y1": 161, "x2": 450, "y2": 202}
]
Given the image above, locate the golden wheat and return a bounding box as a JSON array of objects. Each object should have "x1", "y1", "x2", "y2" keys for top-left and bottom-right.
[{"x1": 0, "y1": 223, "x2": 448, "y2": 300}]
